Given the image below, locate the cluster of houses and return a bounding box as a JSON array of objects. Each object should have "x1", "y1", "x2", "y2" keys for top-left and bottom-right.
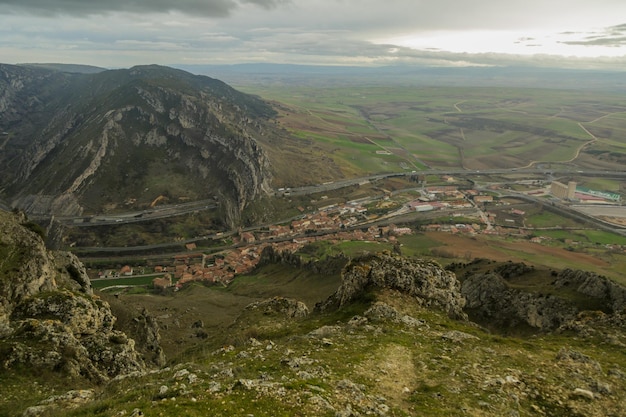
[
  {"x1": 110, "y1": 184, "x2": 502, "y2": 288},
  {"x1": 290, "y1": 202, "x2": 369, "y2": 233},
  {"x1": 100, "y1": 182, "x2": 537, "y2": 290},
  {"x1": 146, "y1": 221, "x2": 416, "y2": 290},
  {"x1": 406, "y1": 186, "x2": 493, "y2": 212},
  {"x1": 99, "y1": 265, "x2": 135, "y2": 278},
  {"x1": 92, "y1": 174, "x2": 626, "y2": 293}
]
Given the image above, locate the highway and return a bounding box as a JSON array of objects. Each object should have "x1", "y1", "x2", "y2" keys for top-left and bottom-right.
[
  {"x1": 279, "y1": 167, "x2": 626, "y2": 197},
  {"x1": 33, "y1": 167, "x2": 624, "y2": 228},
  {"x1": 52, "y1": 199, "x2": 217, "y2": 227},
  {"x1": 21, "y1": 166, "x2": 624, "y2": 258}
]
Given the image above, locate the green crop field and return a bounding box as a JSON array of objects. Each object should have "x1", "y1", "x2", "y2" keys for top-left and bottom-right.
[
  {"x1": 578, "y1": 177, "x2": 622, "y2": 192},
  {"x1": 525, "y1": 211, "x2": 581, "y2": 228},
  {"x1": 529, "y1": 228, "x2": 626, "y2": 246}
]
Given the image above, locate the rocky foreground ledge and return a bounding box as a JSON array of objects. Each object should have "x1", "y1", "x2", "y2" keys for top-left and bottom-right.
[
  {"x1": 0, "y1": 210, "x2": 153, "y2": 383},
  {"x1": 2, "y1": 211, "x2": 626, "y2": 416}
]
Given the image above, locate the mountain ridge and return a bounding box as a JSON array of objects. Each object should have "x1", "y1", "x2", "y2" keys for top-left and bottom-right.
[
  {"x1": 0, "y1": 63, "x2": 277, "y2": 226},
  {"x1": 19, "y1": 63, "x2": 107, "y2": 74}
]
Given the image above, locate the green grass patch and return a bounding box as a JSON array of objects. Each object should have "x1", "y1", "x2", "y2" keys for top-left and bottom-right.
[
  {"x1": 579, "y1": 177, "x2": 622, "y2": 193},
  {"x1": 532, "y1": 229, "x2": 626, "y2": 246},
  {"x1": 525, "y1": 210, "x2": 581, "y2": 228},
  {"x1": 334, "y1": 240, "x2": 393, "y2": 257},
  {"x1": 397, "y1": 233, "x2": 441, "y2": 257}
]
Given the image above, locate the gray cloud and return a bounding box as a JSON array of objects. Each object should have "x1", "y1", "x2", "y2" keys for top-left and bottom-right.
[
  {"x1": 0, "y1": 0, "x2": 287, "y2": 17},
  {"x1": 563, "y1": 37, "x2": 626, "y2": 47},
  {"x1": 1, "y1": 0, "x2": 625, "y2": 69},
  {"x1": 560, "y1": 23, "x2": 626, "y2": 47}
]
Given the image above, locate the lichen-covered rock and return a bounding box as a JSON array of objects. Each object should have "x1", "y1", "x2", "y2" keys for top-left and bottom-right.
[
  {"x1": 245, "y1": 297, "x2": 310, "y2": 319},
  {"x1": 316, "y1": 253, "x2": 467, "y2": 320},
  {"x1": 0, "y1": 210, "x2": 146, "y2": 381},
  {"x1": 23, "y1": 389, "x2": 96, "y2": 416},
  {"x1": 0, "y1": 211, "x2": 95, "y2": 331},
  {"x1": 364, "y1": 302, "x2": 426, "y2": 328},
  {"x1": 1, "y1": 210, "x2": 58, "y2": 331},
  {"x1": 11, "y1": 290, "x2": 114, "y2": 335},
  {"x1": 3, "y1": 318, "x2": 142, "y2": 383}
]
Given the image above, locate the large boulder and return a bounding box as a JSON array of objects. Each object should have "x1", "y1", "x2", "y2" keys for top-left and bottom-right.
[{"x1": 316, "y1": 253, "x2": 467, "y2": 320}]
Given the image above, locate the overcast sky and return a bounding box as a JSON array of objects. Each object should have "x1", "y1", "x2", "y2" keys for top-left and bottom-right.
[{"x1": 1, "y1": 0, "x2": 625, "y2": 69}]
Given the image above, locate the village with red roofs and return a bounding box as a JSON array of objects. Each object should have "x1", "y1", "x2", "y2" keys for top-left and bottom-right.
[{"x1": 94, "y1": 177, "x2": 625, "y2": 291}]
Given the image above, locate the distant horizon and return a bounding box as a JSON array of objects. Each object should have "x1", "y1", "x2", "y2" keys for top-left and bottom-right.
[
  {"x1": 9, "y1": 60, "x2": 626, "y2": 93},
  {"x1": 1, "y1": 1, "x2": 625, "y2": 70},
  {"x1": 12, "y1": 60, "x2": 626, "y2": 72}
]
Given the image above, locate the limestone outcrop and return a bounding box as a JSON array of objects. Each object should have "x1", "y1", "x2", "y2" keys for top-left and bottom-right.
[
  {"x1": 0, "y1": 210, "x2": 145, "y2": 382},
  {"x1": 316, "y1": 253, "x2": 467, "y2": 320},
  {"x1": 553, "y1": 268, "x2": 626, "y2": 313}
]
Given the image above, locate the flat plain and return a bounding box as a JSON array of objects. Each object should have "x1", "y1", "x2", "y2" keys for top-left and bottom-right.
[{"x1": 242, "y1": 85, "x2": 626, "y2": 178}]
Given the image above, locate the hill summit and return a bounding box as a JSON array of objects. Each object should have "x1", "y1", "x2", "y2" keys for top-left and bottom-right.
[{"x1": 0, "y1": 64, "x2": 276, "y2": 225}]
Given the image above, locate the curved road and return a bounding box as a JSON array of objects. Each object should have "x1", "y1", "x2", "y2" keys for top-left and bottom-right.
[{"x1": 42, "y1": 167, "x2": 626, "y2": 228}]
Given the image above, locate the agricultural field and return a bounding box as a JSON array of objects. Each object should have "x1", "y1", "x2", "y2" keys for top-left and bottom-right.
[
  {"x1": 414, "y1": 231, "x2": 626, "y2": 286},
  {"x1": 245, "y1": 85, "x2": 626, "y2": 177}
]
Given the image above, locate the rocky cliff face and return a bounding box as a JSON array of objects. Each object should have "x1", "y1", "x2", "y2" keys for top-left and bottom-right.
[
  {"x1": 0, "y1": 210, "x2": 148, "y2": 382},
  {"x1": 316, "y1": 252, "x2": 467, "y2": 320},
  {"x1": 0, "y1": 64, "x2": 275, "y2": 226}
]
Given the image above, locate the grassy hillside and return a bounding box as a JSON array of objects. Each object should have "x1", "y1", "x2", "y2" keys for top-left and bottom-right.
[
  {"x1": 5, "y1": 283, "x2": 625, "y2": 417},
  {"x1": 4, "y1": 223, "x2": 626, "y2": 416}
]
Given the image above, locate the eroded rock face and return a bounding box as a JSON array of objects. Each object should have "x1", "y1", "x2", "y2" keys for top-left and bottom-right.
[
  {"x1": 0, "y1": 210, "x2": 145, "y2": 382},
  {"x1": 316, "y1": 253, "x2": 467, "y2": 320},
  {"x1": 462, "y1": 272, "x2": 578, "y2": 330},
  {"x1": 0, "y1": 64, "x2": 275, "y2": 226}
]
